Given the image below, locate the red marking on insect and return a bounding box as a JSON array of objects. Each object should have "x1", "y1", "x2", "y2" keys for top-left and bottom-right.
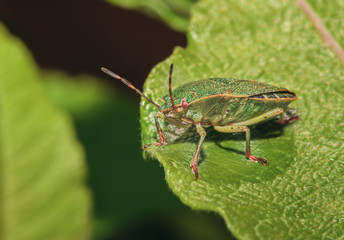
[{"x1": 182, "y1": 97, "x2": 188, "y2": 108}]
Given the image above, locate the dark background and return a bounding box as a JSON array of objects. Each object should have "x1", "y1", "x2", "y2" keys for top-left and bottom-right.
[
  {"x1": 0, "y1": 0, "x2": 186, "y2": 87},
  {"x1": 0, "y1": 1, "x2": 233, "y2": 239}
]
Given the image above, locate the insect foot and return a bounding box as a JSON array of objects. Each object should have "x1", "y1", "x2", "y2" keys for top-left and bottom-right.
[
  {"x1": 143, "y1": 143, "x2": 152, "y2": 151},
  {"x1": 277, "y1": 115, "x2": 300, "y2": 125},
  {"x1": 190, "y1": 162, "x2": 200, "y2": 180},
  {"x1": 246, "y1": 154, "x2": 269, "y2": 166},
  {"x1": 142, "y1": 142, "x2": 164, "y2": 151},
  {"x1": 277, "y1": 108, "x2": 300, "y2": 125}
]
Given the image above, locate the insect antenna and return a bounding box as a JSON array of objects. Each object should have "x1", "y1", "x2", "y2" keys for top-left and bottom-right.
[
  {"x1": 168, "y1": 63, "x2": 176, "y2": 109},
  {"x1": 101, "y1": 67, "x2": 161, "y2": 109}
]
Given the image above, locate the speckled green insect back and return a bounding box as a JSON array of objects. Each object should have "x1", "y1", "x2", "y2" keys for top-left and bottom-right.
[{"x1": 101, "y1": 64, "x2": 300, "y2": 180}]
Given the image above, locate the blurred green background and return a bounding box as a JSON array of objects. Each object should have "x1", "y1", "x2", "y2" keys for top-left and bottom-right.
[{"x1": 0, "y1": 0, "x2": 233, "y2": 239}]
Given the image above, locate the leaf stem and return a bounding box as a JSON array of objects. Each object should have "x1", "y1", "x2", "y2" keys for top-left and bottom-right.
[{"x1": 295, "y1": 0, "x2": 344, "y2": 66}]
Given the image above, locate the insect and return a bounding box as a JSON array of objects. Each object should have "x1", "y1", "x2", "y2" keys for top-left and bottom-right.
[{"x1": 101, "y1": 64, "x2": 299, "y2": 179}]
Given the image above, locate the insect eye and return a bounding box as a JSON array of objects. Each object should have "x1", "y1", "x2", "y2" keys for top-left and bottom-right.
[{"x1": 182, "y1": 98, "x2": 188, "y2": 108}]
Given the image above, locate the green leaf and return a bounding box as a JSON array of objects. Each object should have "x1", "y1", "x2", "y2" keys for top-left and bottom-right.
[
  {"x1": 140, "y1": 0, "x2": 344, "y2": 239},
  {"x1": 106, "y1": 0, "x2": 198, "y2": 32},
  {"x1": 0, "y1": 24, "x2": 91, "y2": 240},
  {"x1": 43, "y1": 71, "x2": 113, "y2": 119}
]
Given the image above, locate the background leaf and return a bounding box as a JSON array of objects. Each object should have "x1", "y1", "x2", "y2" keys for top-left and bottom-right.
[
  {"x1": 140, "y1": 0, "x2": 344, "y2": 239},
  {"x1": 0, "y1": 24, "x2": 91, "y2": 240},
  {"x1": 106, "y1": 0, "x2": 198, "y2": 32}
]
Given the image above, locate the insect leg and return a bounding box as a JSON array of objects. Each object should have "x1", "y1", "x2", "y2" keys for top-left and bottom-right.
[
  {"x1": 190, "y1": 123, "x2": 206, "y2": 180},
  {"x1": 143, "y1": 116, "x2": 165, "y2": 150},
  {"x1": 214, "y1": 125, "x2": 268, "y2": 166},
  {"x1": 277, "y1": 108, "x2": 300, "y2": 125},
  {"x1": 232, "y1": 108, "x2": 283, "y2": 126},
  {"x1": 243, "y1": 126, "x2": 268, "y2": 165}
]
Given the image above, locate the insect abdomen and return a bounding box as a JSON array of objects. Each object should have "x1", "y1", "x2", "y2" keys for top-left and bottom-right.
[{"x1": 249, "y1": 92, "x2": 296, "y2": 100}]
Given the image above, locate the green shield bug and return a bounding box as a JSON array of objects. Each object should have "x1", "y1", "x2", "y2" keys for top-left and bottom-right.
[{"x1": 101, "y1": 64, "x2": 299, "y2": 180}]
